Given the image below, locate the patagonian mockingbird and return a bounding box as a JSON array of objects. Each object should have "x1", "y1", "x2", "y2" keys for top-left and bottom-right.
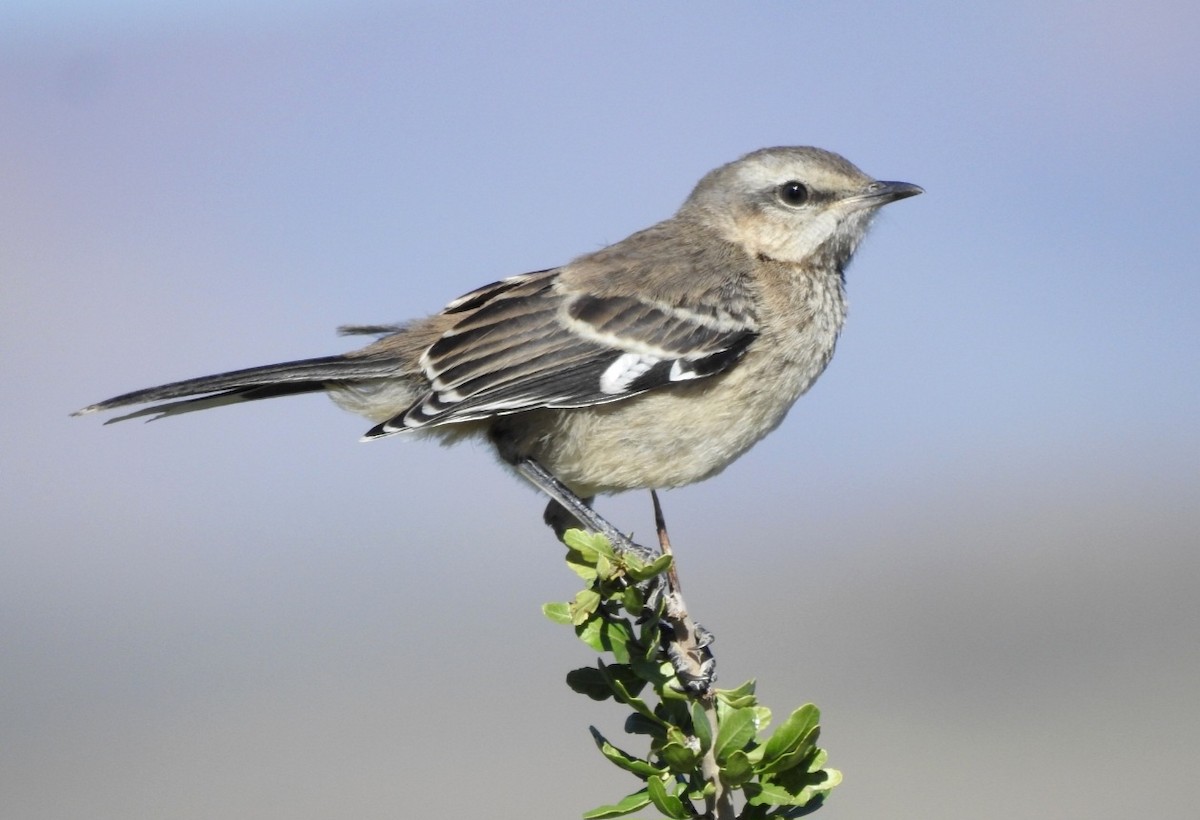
[{"x1": 75, "y1": 146, "x2": 922, "y2": 544}]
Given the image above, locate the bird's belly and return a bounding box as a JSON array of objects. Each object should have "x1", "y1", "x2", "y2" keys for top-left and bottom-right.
[{"x1": 507, "y1": 347, "x2": 829, "y2": 496}]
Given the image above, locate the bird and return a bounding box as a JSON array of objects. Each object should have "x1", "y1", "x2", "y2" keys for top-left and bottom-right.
[{"x1": 75, "y1": 146, "x2": 921, "y2": 539}]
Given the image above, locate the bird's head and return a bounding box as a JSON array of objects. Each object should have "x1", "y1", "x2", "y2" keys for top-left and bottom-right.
[{"x1": 680, "y1": 146, "x2": 922, "y2": 269}]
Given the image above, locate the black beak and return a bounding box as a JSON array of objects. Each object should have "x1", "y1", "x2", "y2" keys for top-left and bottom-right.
[{"x1": 863, "y1": 180, "x2": 924, "y2": 204}]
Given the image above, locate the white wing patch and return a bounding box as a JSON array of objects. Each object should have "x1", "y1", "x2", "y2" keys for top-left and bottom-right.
[
  {"x1": 600, "y1": 352, "x2": 660, "y2": 395},
  {"x1": 669, "y1": 359, "x2": 706, "y2": 382}
]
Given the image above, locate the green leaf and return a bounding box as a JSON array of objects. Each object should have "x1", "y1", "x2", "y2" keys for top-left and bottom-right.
[
  {"x1": 595, "y1": 552, "x2": 614, "y2": 580},
  {"x1": 659, "y1": 676, "x2": 690, "y2": 702},
  {"x1": 806, "y1": 747, "x2": 828, "y2": 774},
  {"x1": 755, "y1": 765, "x2": 842, "y2": 808},
  {"x1": 571, "y1": 589, "x2": 602, "y2": 625},
  {"x1": 583, "y1": 789, "x2": 652, "y2": 819},
  {"x1": 619, "y1": 665, "x2": 650, "y2": 697},
  {"x1": 594, "y1": 661, "x2": 647, "y2": 700},
  {"x1": 713, "y1": 684, "x2": 761, "y2": 729},
  {"x1": 621, "y1": 548, "x2": 647, "y2": 571},
  {"x1": 719, "y1": 693, "x2": 758, "y2": 709},
  {"x1": 564, "y1": 528, "x2": 615, "y2": 559},
  {"x1": 760, "y1": 704, "x2": 820, "y2": 773},
  {"x1": 626, "y1": 553, "x2": 673, "y2": 582},
  {"x1": 563, "y1": 529, "x2": 598, "y2": 558},
  {"x1": 761, "y1": 727, "x2": 820, "y2": 776},
  {"x1": 713, "y1": 707, "x2": 757, "y2": 763},
  {"x1": 658, "y1": 740, "x2": 698, "y2": 773},
  {"x1": 590, "y1": 726, "x2": 666, "y2": 778},
  {"x1": 752, "y1": 705, "x2": 772, "y2": 730},
  {"x1": 633, "y1": 627, "x2": 663, "y2": 663},
  {"x1": 566, "y1": 667, "x2": 614, "y2": 701},
  {"x1": 621, "y1": 584, "x2": 644, "y2": 614},
  {"x1": 601, "y1": 619, "x2": 633, "y2": 664},
  {"x1": 690, "y1": 702, "x2": 712, "y2": 754},
  {"x1": 605, "y1": 666, "x2": 666, "y2": 727},
  {"x1": 646, "y1": 776, "x2": 689, "y2": 820},
  {"x1": 720, "y1": 749, "x2": 754, "y2": 787},
  {"x1": 719, "y1": 680, "x2": 756, "y2": 699},
  {"x1": 567, "y1": 558, "x2": 599, "y2": 582},
  {"x1": 576, "y1": 616, "x2": 605, "y2": 651},
  {"x1": 604, "y1": 667, "x2": 672, "y2": 729},
  {"x1": 716, "y1": 679, "x2": 757, "y2": 704},
  {"x1": 577, "y1": 618, "x2": 635, "y2": 663},
  {"x1": 664, "y1": 721, "x2": 690, "y2": 749},
  {"x1": 542, "y1": 601, "x2": 573, "y2": 624},
  {"x1": 744, "y1": 780, "x2": 796, "y2": 807},
  {"x1": 625, "y1": 712, "x2": 668, "y2": 739}
]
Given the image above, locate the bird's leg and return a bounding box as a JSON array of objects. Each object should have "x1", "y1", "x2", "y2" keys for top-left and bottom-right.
[
  {"x1": 651, "y1": 490, "x2": 716, "y2": 695},
  {"x1": 511, "y1": 456, "x2": 714, "y2": 693},
  {"x1": 542, "y1": 497, "x2": 591, "y2": 542},
  {"x1": 489, "y1": 426, "x2": 651, "y2": 559},
  {"x1": 513, "y1": 457, "x2": 655, "y2": 562}
]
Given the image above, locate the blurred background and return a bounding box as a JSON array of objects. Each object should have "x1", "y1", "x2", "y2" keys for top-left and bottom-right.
[{"x1": 3, "y1": 2, "x2": 1197, "y2": 818}]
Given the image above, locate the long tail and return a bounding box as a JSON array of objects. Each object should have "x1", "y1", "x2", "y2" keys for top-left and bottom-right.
[{"x1": 73, "y1": 354, "x2": 405, "y2": 424}]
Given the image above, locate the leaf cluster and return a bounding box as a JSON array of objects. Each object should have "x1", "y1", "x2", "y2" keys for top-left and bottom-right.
[{"x1": 543, "y1": 530, "x2": 840, "y2": 819}]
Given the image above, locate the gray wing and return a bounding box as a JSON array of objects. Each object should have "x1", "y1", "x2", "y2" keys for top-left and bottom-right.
[{"x1": 367, "y1": 270, "x2": 759, "y2": 437}]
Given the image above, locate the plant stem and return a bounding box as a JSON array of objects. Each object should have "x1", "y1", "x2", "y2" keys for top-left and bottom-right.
[
  {"x1": 700, "y1": 696, "x2": 735, "y2": 820},
  {"x1": 651, "y1": 492, "x2": 732, "y2": 820}
]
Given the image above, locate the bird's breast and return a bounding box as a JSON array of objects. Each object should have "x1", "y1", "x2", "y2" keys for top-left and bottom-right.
[{"x1": 498, "y1": 315, "x2": 843, "y2": 496}]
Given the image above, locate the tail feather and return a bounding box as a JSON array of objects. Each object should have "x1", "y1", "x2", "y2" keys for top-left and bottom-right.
[
  {"x1": 73, "y1": 354, "x2": 406, "y2": 421},
  {"x1": 98, "y1": 383, "x2": 328, "y2": 424}
]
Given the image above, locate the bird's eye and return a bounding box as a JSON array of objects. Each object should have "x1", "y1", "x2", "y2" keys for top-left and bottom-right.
[{"x1": 777, "y1": 181, "x2": 809, "y2": 207}]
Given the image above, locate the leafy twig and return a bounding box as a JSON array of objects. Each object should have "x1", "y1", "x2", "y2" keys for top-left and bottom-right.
[{"x1": 543, "y1": 497, "x2": 840, "y2": 818}]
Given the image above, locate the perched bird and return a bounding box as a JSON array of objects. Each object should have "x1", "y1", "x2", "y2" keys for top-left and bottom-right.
[{"x1": 75, "y1": 146, "x2": 921, "y2": 534}]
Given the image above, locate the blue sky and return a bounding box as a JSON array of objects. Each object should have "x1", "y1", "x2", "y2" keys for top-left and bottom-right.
[{"x1": 3, "y1": 3, "x2": 1198, "y2": 818}]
